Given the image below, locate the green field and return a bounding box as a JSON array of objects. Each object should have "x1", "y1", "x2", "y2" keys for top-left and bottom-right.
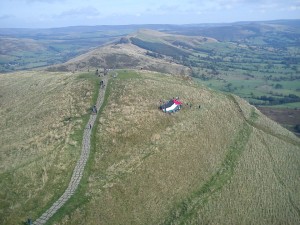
[
  {"x1": 0, "y1": 29, "x2": 132, "y2": 72},
  {"x1": 188, "y1": 41, "x2": 300, "y2": 108}
]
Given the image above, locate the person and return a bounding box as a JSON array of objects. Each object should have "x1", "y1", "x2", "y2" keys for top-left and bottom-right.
[
  {"x1": 89, "y1": 124, "x2": 92, "y2": 129},
  {"x1": 27, "y1": 218, "x2": 32, "y2": 225}
]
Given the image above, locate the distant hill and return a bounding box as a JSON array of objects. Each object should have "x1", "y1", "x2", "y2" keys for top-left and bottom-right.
[
  {"x1": 170, "y1": 19, "x2": 300, "y2": 45},
  {"x1": 46, "y1": 29, "x2": 216, "y2": 75},
  {"x1": 1, "y1": 20, "x2": 299, "y2": 72}
]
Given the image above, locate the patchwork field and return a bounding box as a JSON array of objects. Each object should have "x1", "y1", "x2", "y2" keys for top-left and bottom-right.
[
  {"x1": 52, "y1": 70, "x2": 300, "y2": 225},
  {"x1": 0, "y1": 71, "x2": 99, "y2": 224}
]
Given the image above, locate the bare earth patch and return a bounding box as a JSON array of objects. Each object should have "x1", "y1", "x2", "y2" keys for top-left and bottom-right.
[{"x1": 258, "y1": 107, "x2": 300, "y2": 136}]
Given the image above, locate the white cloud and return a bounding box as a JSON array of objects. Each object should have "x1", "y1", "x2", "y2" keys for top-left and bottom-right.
[
  {"x1": 0, "y1": 14, "x2": 14, "y2": 20},
  {"x1": 25, "y1": 0, "x2": 67, "y2": 3},
  {"x1": 58, "y1": 6, "x2": 101, "y2": 18}
]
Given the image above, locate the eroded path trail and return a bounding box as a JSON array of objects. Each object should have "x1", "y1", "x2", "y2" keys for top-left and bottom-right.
[{"x1": 33, "y1": 76, "x2": 108, "y2": 225}]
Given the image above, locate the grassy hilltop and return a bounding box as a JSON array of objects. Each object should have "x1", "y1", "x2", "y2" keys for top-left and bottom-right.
[
  {"x1": 51, "y1": 70, "x2": 299, "y2": 225},
  {"x1": 0, "y1": 69, "x2": 299, "y2": 224}
]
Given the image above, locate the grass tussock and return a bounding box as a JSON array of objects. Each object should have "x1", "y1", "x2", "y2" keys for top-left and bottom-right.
[{"x1": 0, "y1": 70, "x2": 98, "y2": 224}]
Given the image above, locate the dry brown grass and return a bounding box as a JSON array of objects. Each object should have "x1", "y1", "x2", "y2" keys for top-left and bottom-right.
[
  {"x1": 190, "y1": 127, "x2": 300, "y2": 225},
  {"x1": 58, "y1": 70, "x2": 298, "y2": 225},
  {"x1": 0, "y1": 70, "x2": 97, "y2": 224}
]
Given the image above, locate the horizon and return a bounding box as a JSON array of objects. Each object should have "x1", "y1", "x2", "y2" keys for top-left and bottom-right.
[
  {"x1": 0, "y1": 18, "x2": 300, "y2": 30},
  {"x1": 0, "y1": 0, "x2": 300, "y2": 29}
]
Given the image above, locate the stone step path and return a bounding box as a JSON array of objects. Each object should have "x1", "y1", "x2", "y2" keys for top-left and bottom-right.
[{"x1": 33, "y1": 76, "x2": 108, "y2": 225}]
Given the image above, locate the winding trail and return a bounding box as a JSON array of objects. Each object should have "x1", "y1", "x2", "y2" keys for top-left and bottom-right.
[{"x1": 33, "y1": 76, "x2": 108, "y2": 225}]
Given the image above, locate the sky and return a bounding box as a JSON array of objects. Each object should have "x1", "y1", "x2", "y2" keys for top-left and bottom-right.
[{"x1": 0, "y1": 0, "x2": 300, "y2": 28}]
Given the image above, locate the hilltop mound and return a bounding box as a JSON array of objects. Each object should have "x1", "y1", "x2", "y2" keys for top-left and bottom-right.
[
  {"x1": 1, "y1": 69, "x2": 299, "y2": 224},
  {"x1": 59, "y1": 70, "x2": 300, "y2": 225}
]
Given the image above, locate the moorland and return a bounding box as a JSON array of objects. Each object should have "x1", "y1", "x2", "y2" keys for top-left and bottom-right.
[
  {"x1": 0, "y1": 20, "x2": 300, "y2": 224},
  {"x1": 1, "y1": 69, "x2": 299, "y2": 224}
]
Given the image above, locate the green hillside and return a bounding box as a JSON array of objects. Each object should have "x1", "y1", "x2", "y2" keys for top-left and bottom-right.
[
  {"x1": 48, "y1": 70, "x2": 300, "y2": 225},
  {"x1": 0, "y1": 71, "x2": 99, "y2": 224}
]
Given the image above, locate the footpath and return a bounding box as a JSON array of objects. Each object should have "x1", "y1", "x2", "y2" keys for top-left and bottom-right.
[{"x1": 33, "y1": 76, "x2": 108, "y2": 225}]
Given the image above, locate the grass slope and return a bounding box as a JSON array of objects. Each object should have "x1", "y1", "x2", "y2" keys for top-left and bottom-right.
[
  {"x1": 57, "y1": 70, "x2": 300, "y2": 225},
  {"x1": 0, "y1": 71, "x2": 99, "y2": 224}
]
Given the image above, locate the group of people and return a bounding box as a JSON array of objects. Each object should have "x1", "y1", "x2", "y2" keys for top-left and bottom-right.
[
  {"x1": 92, "y1": 105, "x2": 97, "y2": 114},
  {"x1": 100, "y1": 80, "x2": 105, "y2": 88},
  {"x1": 186, "y1": 102, "x2": 201, "y2": 109}
]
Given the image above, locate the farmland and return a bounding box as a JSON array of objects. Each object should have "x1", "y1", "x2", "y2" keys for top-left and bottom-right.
[
  {"x1": 187, "y1": 41, "x2": 300, "y2": 108},
  {"x1": 0, "y1": 27, "x2": 135, "y2": 72}
]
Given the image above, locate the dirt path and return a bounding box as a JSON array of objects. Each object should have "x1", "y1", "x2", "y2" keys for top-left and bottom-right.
[{"x1": 33, "y1": 76, "x2": 108, "y2": 225}]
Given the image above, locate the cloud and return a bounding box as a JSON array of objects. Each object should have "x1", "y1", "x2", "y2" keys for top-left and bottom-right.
[
  {"x1": 25, "y1": 0, "x2": 66, "y2": 3},
  {"x1": 58, "y1": 6, "x2": 101, "y2": 18},
  {"x1": 185, "y1": 0, "x2": 300, "y2": 13},
  {"x1": 0, "y1": 14, "x2": 14, "y2": 20}
]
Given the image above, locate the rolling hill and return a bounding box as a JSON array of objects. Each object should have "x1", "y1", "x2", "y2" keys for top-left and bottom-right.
[
  {"x1": 1, "y1": 68, "x2": 299, "y2": 224},
  {"x1": 45, "y1": 29, "x2": 214, "y2": 75}
]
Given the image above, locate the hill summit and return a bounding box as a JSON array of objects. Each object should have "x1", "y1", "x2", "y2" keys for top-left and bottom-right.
[
  {"x1": 61, "y1": 70, "x2": 300, "y2": 225},
  {"x1": 0, "y1": 69, "x2": 299, "y2": 224}
]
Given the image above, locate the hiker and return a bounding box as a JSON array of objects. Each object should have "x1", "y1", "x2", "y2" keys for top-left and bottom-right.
[
  {"x1": 27, "y1": 218, "x2": 32, "y2": 225},
  {"x1": 89, "y1": 124, "x2": 92, "y2": 129},
  {"x1": 199, "y1": 105, "x2": 201, "y2": 109}
]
